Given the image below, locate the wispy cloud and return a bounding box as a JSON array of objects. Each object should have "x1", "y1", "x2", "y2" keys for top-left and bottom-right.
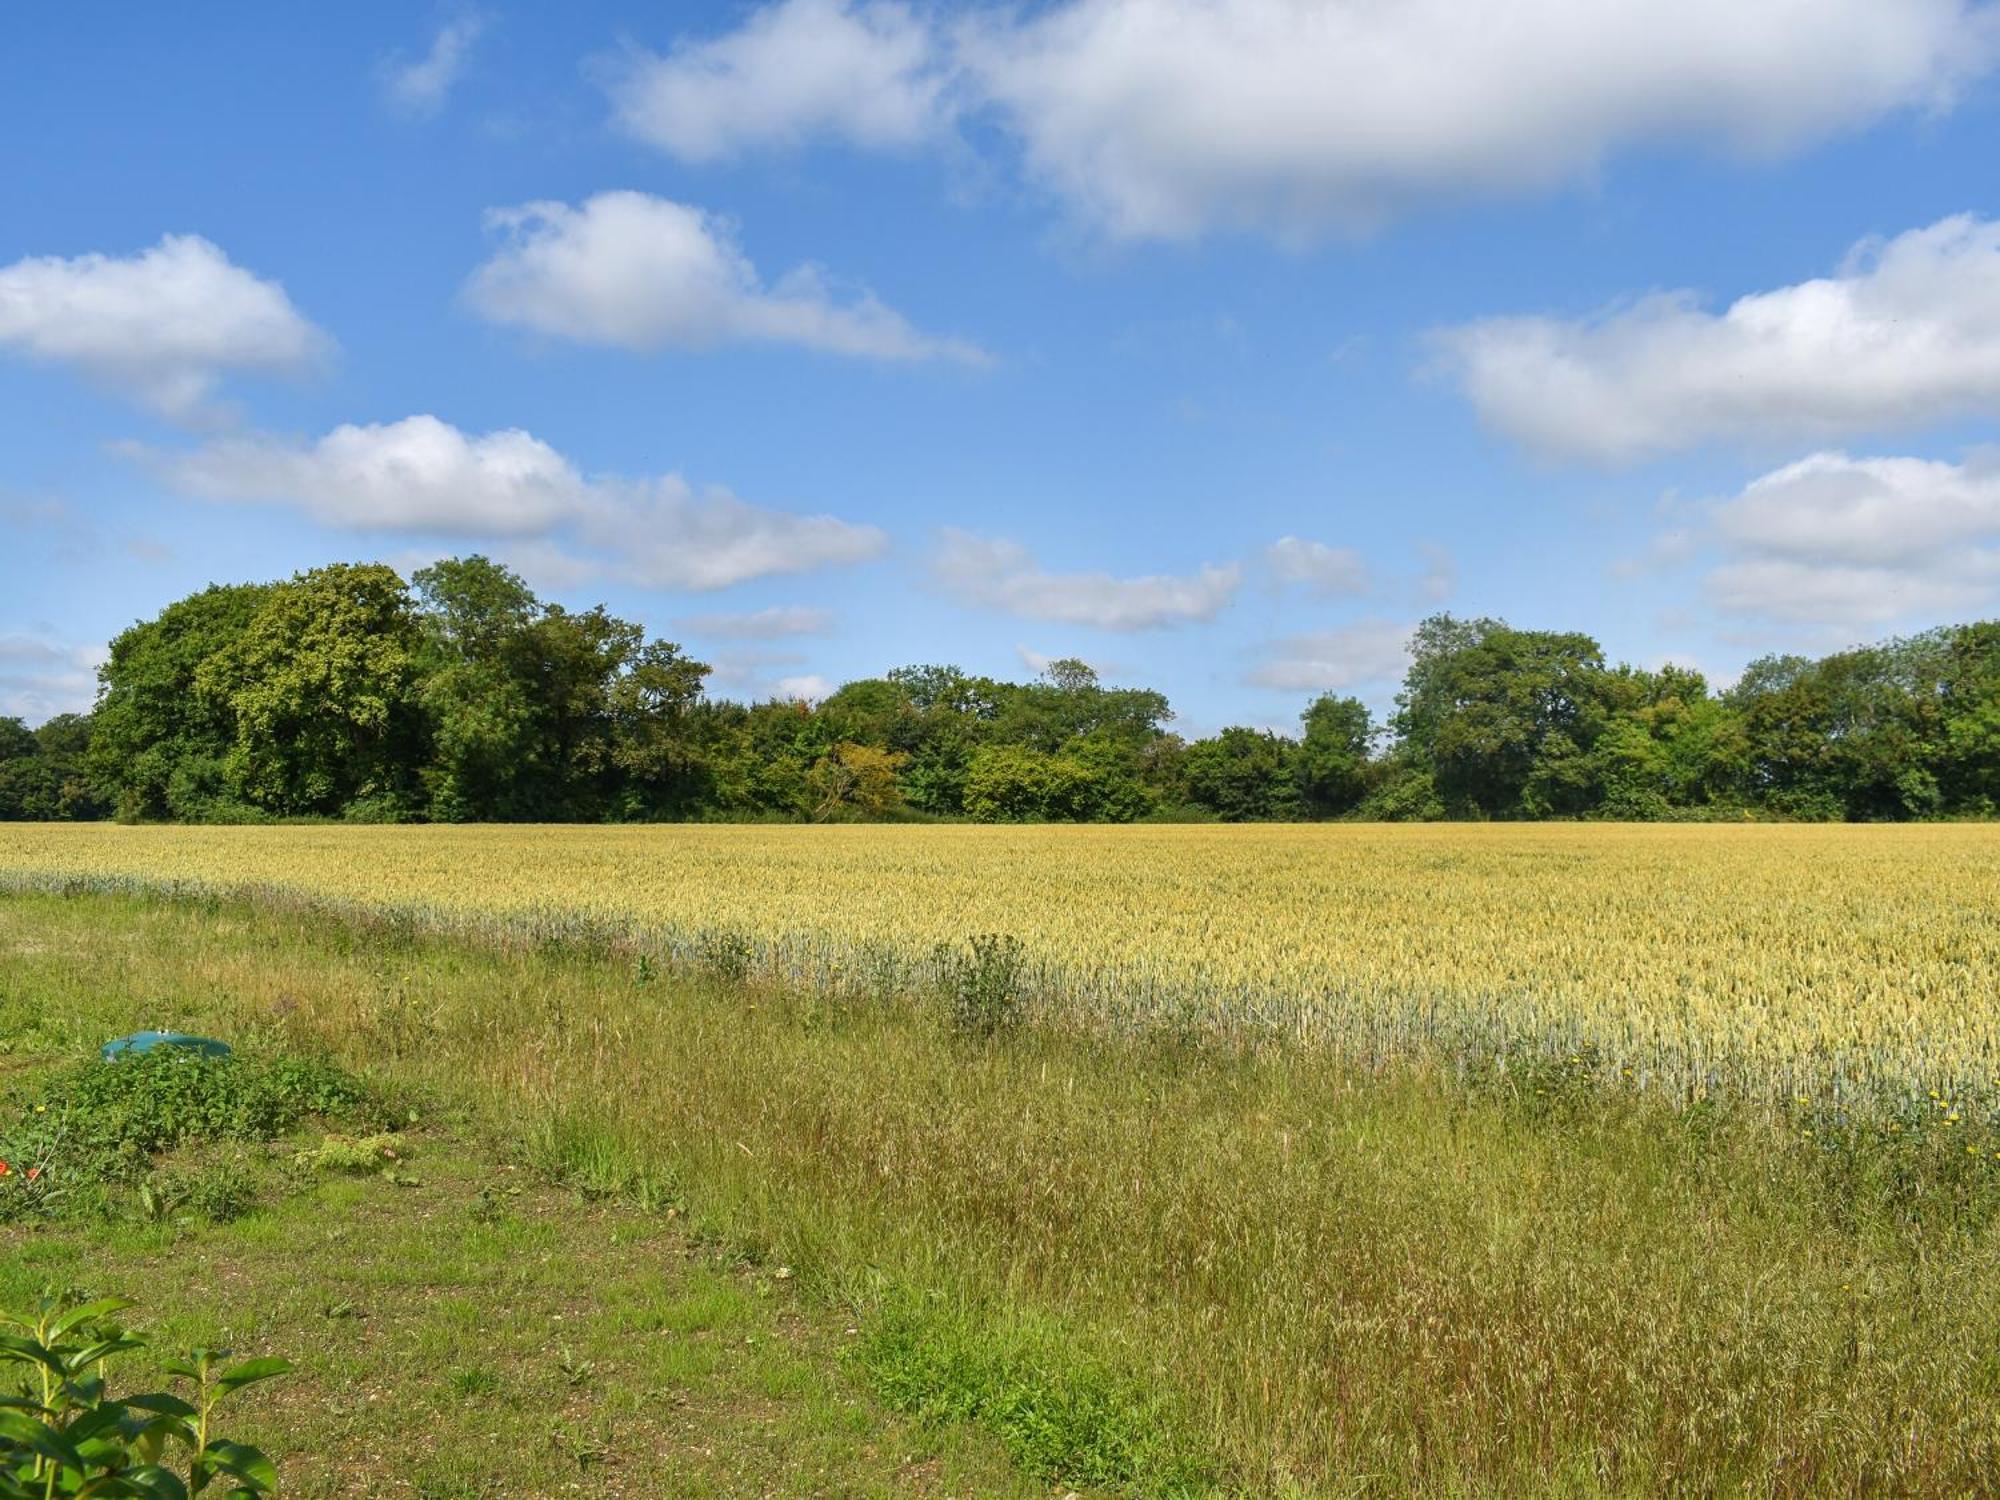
[
  {"x1": 381, "y1": 13, "x2": 486, "y2": 118},
  {"x1": 933, "y1": 530, "x2": 1240, "y2": 630}
]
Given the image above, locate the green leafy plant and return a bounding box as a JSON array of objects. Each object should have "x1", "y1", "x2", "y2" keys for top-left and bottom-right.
[
  {"x1": 61, "y1": 1052, "x2": 368, "y2": 1158},
  {"x1": 135, "y1": 1164, "x2": 258, "y2": 1228},
  {"x1": 0, "y1": 1294, "x2": 290, "y2": 1497},
  {"x1": 938, "y1": 934, "x2": 1027, "y2": 1041},
  {"x1": 289, "y1": 1133, "x2": 405, "y2": 1175},
  {"x1": 0, "y1": 1050, "x2": 376, "y2": 1225},
  {"x1": 694, "y1": 930, "x2": 754, "y2": 985}
]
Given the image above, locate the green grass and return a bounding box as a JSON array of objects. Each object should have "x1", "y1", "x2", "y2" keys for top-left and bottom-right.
[
  {"x1": 0, "y1": 1118, "x2": 1041, "y2": 1498},
  {"x1": 5, "y1": 887, "x2": 2000, "y2": 1495}
]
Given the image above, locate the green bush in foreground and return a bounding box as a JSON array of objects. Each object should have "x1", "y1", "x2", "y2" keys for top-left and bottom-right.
[{"x1": 0, "y1": 1295, "x2": 288, "y2": 1498}]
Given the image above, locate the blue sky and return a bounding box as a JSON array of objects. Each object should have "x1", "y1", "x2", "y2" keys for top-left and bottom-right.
[{"x1": 5, "y1": 1, "x2": 2000, "y2": 732}]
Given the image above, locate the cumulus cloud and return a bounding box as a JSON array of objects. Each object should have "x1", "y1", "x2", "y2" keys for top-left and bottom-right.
[
  {"x1": 933, "y1": 530, "x2": 1240, "y2": 629},
  {"x1": 1265, "y1": 535, "x2": 1370, "y2": 595},
  {"x1": 1438, "y1": 215, "x2": 2000, "y2": 462},
  {"x1": 151, "y1": 416, "x2": 578, "y2": 536},
  {"x1": 0, "y1": 637, "x2": 104, "y2": 722},
  {"x1": 604, "y1": 0, "x2": 949, "y2": 161},
  {"x1": 1691, "y1": 450, "x2": 2000, "y2": 627},
  {"x1": 465, "y1": 191, "x2": 984, "y2": 363},
  {"x1": 614, "y1": 0, "x2": 1998, "y2": 240},
  {"x1": 971, "y1": 0, "x2": 1996, "y2": 239},
  {"x1": 381, "y1": 13, "x2": 485, "y2": 117},
  {"x1": 0, "y1": 235, "x2": 328, "y2": 421},
  {"x1": 1247, "y1": 618, "x2": 1413, "y2": 691},
  {"x1": 138, "y1": 414, "x2": 888, "y2": 592},
  {"x1": 679, "y1": 605, "x2": 834, "y2": 638}
]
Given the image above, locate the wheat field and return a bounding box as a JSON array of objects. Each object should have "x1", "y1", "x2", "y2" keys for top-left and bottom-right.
[{"x1": 4, "y1": 822, "x2": 1996, "y2": 1101}]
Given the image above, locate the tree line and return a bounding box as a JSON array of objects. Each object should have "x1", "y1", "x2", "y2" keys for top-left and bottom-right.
[{"x1": 2, "y1": 556, "x2": 1996, "y2": 823}]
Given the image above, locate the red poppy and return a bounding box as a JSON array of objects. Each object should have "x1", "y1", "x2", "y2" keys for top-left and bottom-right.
[
  {"x1": 0, "y1": 1160, "x2": 10, "y2": 1176},
  {"x1": 23, "y1": 1168, "x2": 39, "y2": 1182}
]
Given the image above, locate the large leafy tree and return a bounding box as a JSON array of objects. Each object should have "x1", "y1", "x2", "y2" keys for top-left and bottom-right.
[
  {"x1": 196, "y1": 563, "x2": 426, "y2": 817},
  {"x1": 1393, "y1": 614, "x2": 1610, "y2": 817},
  {"x1": 1182, "y1": 728, "x2": 1301, "y2": 821},
  {"x1": 411, "y1": 556, "x2": 545, "y2": 821},
  {"x1": 1295, "y1": 694, "x2": 1373, "y2": 816},
  {"x1": 608, "y1": 638, "x2": 713, "y2": 817},
  {"x1": 89, "y1": 582, "x2": 275, "y2": 819}
]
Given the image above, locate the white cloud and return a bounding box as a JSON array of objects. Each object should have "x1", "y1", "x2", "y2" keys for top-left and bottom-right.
[
  {"x1": 381, "y1": 14, "x2": 485, "y2": 117},
  {"x1": 704, "y1": 647, "x2": 808, "y2": 690},
  {"x1": 1247, "y1": 618, "x2": 1413, "y2": 691},
  {"x1": 605, "y1": 0, "x2": 949, "y2": 161},
  {"x1": 465, "y1": 191, "x2": 985, "y2": 363},
  {"x1": 139, "y1": 414, "x2": 888, "y2": 592},
  {"x1": 0, "y1": 637, "x2": 104, "y2": 723},
  {"x1": 1692, "y1": 449, "x2": 2000, "y2": 627},
  {"x1": 1265, "y1": 535, "x2": 1369, "y2": 595},
  {"x1": 995, "y1": 0, "x2": 1998, "y2": 239},
  {"x1": 679, "y1": 605, "x2": 834, "y2": 638},
  {"x1": 151, "y1": 416, "x2": 579, "y2": 535},
  {"x1": 613, "y1": 0, "x2": 2000, "y2": 240},
  {"x1": 933, "y1": 530, "x2": 1240, "y2": 629},
  {"x1": 0, "y1": 235, "x2": 328, "y2": 421},
  {"x1": 605, "y1": 482, "x2": 886, "y2": 590},
  {"x1": 1438, "y1": 215, "x2": 2000, "y2": 462}
]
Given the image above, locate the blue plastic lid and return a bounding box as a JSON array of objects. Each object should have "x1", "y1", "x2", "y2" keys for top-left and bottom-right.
[{"x1": 100, "y1": 1031, "x2": 233, "y2": 1061}]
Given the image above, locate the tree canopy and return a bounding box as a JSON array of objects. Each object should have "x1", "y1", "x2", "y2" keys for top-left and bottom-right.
[{"x1": 5, "y1": 562, "x2": 1997, "y2": 825}]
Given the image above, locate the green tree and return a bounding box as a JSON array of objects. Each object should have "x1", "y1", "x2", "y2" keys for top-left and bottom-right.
[
  {"x1": 609, "y1": 639, "x2": 713, "y2": 817},
  {"x1": 1182, "y1": 727, "x2": 1301, "y2": 821},
  {"x1": 1392, "y1": 614, "x2": 1610, "y2": 817},
  {"x1": 412, "y1": 556, "x2": 543, "y2": 820},
  {"x1": 1939, "y1": 622, "x2": 2000, "y2": 812},
  {"x1": 1295, "y1": 694, "x2": 1372, "y2": 816},
  {"x1": 196, "y1": 563, "x2": 425, "y2": 817},
  {"x1": 963, "y1": 743, "x2": 1146, "y2": 822},
  {"x1": 89, "y1": 581, "x2": 275, "y2": 820}
]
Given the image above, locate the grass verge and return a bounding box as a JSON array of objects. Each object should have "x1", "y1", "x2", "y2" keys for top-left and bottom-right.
[
  {"x1": 0, "y1": 1098, "x2": 1044, "y2": 1496},
  {"x1": 5, "y1": 887, "x2": 2000, "y2": 1495}
]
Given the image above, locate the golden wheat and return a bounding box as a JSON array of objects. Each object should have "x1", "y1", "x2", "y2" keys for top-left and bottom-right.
[{"x1": 4, "y1": 822, "x2": 1996, "y2": 1099}]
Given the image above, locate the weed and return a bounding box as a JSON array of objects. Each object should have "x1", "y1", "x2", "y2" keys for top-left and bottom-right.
[
  {"x1": 292, "y1": 1132, "x2": 406, "y2": 1174},
  {"x1": 62, "y1": 1048, "x2": 369, "y2": 1156},
  {"x1": 136, "y1": 1159, "x2": 259, "y2": 1225},
  {"x1": 696, "y1": 930, "x2": 755, "y2": 985},
  {"x1": 939, "y1": 933, "x2": 1027, "y2": 1040},
  {"x1": 447, "y1": 1367, "x2": 500, "y2": 1399}
]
